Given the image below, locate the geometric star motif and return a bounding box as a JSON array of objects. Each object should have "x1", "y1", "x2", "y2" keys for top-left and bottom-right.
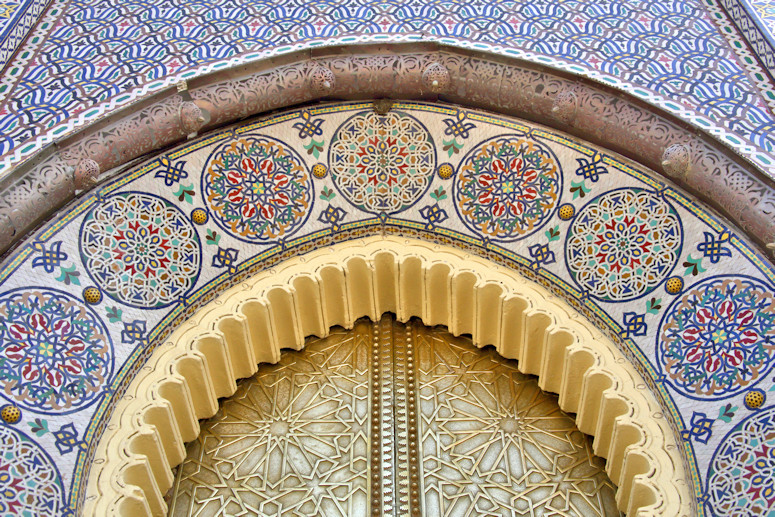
[
  {"x1": 415, "y1": 327, "x2": 621, "y2": 516},
  {"x1": 169, "y1": 318, "x2": 620, "y2": 516},
  {"x1": 169, "y1": 325, "x2": 370, "y2": 516}
]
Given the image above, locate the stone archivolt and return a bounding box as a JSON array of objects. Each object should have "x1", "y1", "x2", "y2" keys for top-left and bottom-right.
[
  {"x1": 87, "y1": 237, "x2": 693, "y2": 517},
  {"x1": 1, "y1": 46, "x2": 773, "y2": 261}
]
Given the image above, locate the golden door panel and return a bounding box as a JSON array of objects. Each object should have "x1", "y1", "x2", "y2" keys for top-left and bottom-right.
[{"x1": 167, "y1": 316, "x2": 620, "y2": 516}]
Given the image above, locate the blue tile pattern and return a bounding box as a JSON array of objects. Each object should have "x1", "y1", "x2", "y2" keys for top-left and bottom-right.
[
  {"x1": 718, "y1": 0, "x2": 775, "y2": 75},
  {"x1": 0, "y1": 0, "x2": 48, "y2": 70},
  {"x1": 750, "y1": 0, "x2": 775, "y2": 33},
  {"x1": 0, "y1": 0, "x2": 774, "y2": 174}
]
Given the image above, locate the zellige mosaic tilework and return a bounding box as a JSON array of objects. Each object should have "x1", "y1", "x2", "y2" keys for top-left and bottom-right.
[
  {"x1": 1, "y1": 0, "x2": 774, "y2": 179},
  {"x1": 0, "y1": 102, "x2": 772, "y2": 514}
]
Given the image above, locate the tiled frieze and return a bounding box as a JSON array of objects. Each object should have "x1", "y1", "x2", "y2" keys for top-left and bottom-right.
[
  {"x1": 0, "y1": 102, "x2": 772, "y2": 515},
  {"x1": 0, "y1": 0, "x2": 49, "y2": 69},
  {"x1": 0, "y1": 0, "x2": 774, "y2": 184}
]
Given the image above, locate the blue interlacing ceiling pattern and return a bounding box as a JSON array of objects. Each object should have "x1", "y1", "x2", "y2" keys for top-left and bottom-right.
[
  {"x1": 715, "y1": 0, "x2": 775, "y2": 75},
  {"x1": 0, "y1": 0, "x2": 774, "y2": 173},
  {"x1": 0, "y1": 1, "x2": 22, "y2": 42},
  {"x1": 0, "y1": 0, "x2": 49, "y2": 69},
  {"x1": 0, "y1": 102, "x2": 773, "y2": 515},
  {"x1": 748, "y1": 0, "x2": 775, "y2": 34},
  {"x1": 744, "y1": 0, "x2": 775, "y2": 67}
]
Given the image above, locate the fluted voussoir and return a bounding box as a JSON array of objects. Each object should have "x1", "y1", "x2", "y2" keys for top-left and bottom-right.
[{"x1": 86, "y1": 236, "x2": 693, "y2": 516}]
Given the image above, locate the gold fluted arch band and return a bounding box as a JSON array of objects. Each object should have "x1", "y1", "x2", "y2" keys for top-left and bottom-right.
[{"x1": 86, "y1": 236, "x2": 693, "y2": 516}]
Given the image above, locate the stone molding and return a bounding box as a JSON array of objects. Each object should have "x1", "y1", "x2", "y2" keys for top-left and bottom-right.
[
  {"x1": 85, "y1": 237, "x2": 694, "y2": 517},
  {"x1": 0, "y1": 44, "x2": 772, "y2": 261}
]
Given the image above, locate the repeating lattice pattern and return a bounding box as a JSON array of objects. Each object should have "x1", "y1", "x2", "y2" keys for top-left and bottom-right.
[
  {"x1": 0, "y1": 0, "x2": 773, "y2": 169},
  {"x1": 454, "y1": 135, "x2": 561, "y2": 241},
  {"x1": 0, "y1": 287, "x2": 112, "y2": 413},
  {"x1": 169, "y1": 323, "x2": 371, "y2": 516},
  {"x1": 80, "y1": 192, "x2": 201, "y2": 308},
  {"x1": 168, "y1": 319, "x2": 621, "y2": 517},
  {"x1": 658, "y1": 276, "x2": 775, "y2": 399},
  {"x1": 565, "y1": 188, "x2": 682, "y2": 302},
  {"x1": 0, "y1": 425, "x2": 64, "y2": 514},
  {"x1": 708, "y1": 407, "x2": 775, "y2": 516},
  {"x1": 203, "y1": 136, "x2": 313, "y2": 242}
]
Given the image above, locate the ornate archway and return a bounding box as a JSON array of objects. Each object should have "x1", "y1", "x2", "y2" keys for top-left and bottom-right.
[
  {"x1": 86, "y1": 237, "x2": 691, "y2": 516},
  {"x1": 0, "y1": 100, "x2": 772, "y2": 517}
]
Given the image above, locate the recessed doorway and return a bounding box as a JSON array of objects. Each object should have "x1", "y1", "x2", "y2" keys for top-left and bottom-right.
[{"x1": 166, "y1": 315, "x2": 620, "y2": 516}]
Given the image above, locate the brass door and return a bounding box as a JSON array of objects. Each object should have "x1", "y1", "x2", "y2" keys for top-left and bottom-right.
[{"x1": 167, "y1": 315, "x2": 620, "y2": 516}]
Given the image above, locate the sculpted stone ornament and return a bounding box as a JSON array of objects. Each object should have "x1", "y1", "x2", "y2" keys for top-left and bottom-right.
[
  {"x1": 0, "y1": 48, "x2": 771, "y2": 259},
  {"x1": 552, "y1": 89, "x2": 579, "y2": 124},
  {"x1": 74, "y1": 158, "x2": 100, "y2": 191},
  {"x1": 422, "y1": 62, "x2": 449, "y2": 93},
  {"x1": 0, "y1": 212, "x2": 13, "y2": 243},
  {"x1": 309, "y1": 65, "x2": 335, "y2": 95},
  {"x1": 179, "y1": 101, "x2": 206, "y2": 137},
  {"x1": 372, "y1": 98, "x2": 393, "y2": 115},
  {"x1": 661, "y1": 143, "x2": 692, "y2": 179},
  {"x1": 8, "y1": 189, "x2": 44, "y2": 231}
]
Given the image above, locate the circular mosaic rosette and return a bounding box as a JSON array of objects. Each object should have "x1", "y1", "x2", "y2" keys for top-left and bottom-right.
[
  {"x1": 565, "y1": 188, "x2": 682, "y2": 301},
  {"x1": 80, "y1": 192, "x2": 201, "y2": 308},
  {"x1": 657, "y1": 276, "x2": 775, "y2": 399},
  {"x1": 0, "y1": 288, "x2": 112, "y2": 413},
  {"x1": 203, "y1": 136, "x2": 313, "y2": 242},
  {"x1": 328, "y1": 111, "x2": 436, "y2": 214},
  {"x1": 708, "y1": 407, "x2": 775, "y2": 515},
  {"x1": 454, "y1": 135, "x2": 561, "y2": 241},
  {"x1": 0, "y1": 426, "x2": 64, "y2": 514}
]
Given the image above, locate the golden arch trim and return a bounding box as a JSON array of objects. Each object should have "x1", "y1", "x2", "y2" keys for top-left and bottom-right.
[{"x1": 86, "y1": 236, "x2": 694, "y2": 516}]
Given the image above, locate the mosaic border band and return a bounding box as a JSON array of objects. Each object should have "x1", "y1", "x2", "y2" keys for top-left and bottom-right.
[{"x1": 0, "y1": 44, "x2": 773, "y2": 263}]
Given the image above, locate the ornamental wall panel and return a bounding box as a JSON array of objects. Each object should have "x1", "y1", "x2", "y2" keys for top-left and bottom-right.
[{"x1": 0, "y1": 102, "x2": 772, "y2": 515}]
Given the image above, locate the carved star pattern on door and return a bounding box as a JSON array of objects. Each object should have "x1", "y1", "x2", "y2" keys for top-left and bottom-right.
[{"x1": 167, "y1": 316, "x2": 620, "y2": 516}]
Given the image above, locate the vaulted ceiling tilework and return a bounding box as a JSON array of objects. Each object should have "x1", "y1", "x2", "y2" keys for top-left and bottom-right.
[
  {"x1": 0, "y1": 0, "x2": 48, "y2": 68},
  {"x1": 0, "y1": 0, "x2": 774, "y2": 175}
]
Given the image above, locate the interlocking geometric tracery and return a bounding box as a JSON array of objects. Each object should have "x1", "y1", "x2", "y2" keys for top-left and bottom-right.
[
  {"x1": 415, "y1": 325, "x2": 620, "y2": 516},
  {"x1": 167, "y1": 316, "x2": 619, "y2": 516},
  {"x1": 328, "y1": 111, "x2": 436, "y2": 214},
  {"x1": 168, "y1": 321, "x2": 370, "y2": 516}
]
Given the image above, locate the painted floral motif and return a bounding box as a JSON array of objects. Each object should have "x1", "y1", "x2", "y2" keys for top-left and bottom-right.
[
  {"x1": 80, "y1": 192, "x2": 201, "y2": 308},
  {"x1": 566, "y1": 188, "x2": 682, "y2": 301},
  {"x1": 2, "y1": 103, "x2": 775, "y2": 512},
  {"x1": 658, "y1": 276, "x2": 775, "y2": 399},
  {"x1": 0, "y1": 426, "x2": 63, "y2": 514},
  {"x1": 708, "y1": 408, "x2": 775, "y2": 516},
  {"x1": 329, "y1": 111, "x2": 435, "y2": 214},
  {"x1": 454, "y1": 135, "x2": 561, "y2": 241},
  {"x1": 203, "y1": 136, "x2": 313, "y2": 242},
  {"x1": 0, "y1": 288, "x2": 112, "y2": 413}
]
